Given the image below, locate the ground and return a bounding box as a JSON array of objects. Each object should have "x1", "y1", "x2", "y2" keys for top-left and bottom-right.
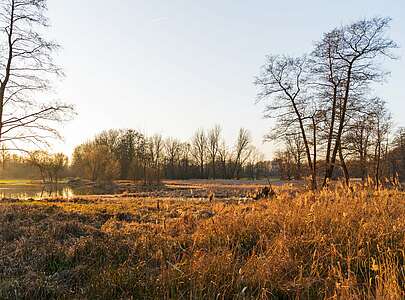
[{"x1": 0, "y1": 180, "x2": 404, "y2": 299}]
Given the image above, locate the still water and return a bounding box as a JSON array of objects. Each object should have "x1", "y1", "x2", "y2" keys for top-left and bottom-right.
[{"x1": 0, "y1": 184, "x2": 112, "y2": 199}]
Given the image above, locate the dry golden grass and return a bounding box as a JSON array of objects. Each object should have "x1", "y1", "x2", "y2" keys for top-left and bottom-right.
[{"x1": 0, "y1": 183, "x2": 404, "y2": 299}]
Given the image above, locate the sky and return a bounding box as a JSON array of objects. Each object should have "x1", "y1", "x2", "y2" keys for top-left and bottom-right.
[{"x1": 46, "y1": 0, "x2": 405, "y2": 158}]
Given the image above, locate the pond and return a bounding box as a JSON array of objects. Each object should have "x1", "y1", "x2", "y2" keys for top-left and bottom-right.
[{"x1": 0, "y1": 182, "x2": 114, "y2": 199}]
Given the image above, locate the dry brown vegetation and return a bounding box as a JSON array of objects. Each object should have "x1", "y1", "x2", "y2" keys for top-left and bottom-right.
[{"x1": 0, "y1": 181, "x2": 404, "y2": 299}]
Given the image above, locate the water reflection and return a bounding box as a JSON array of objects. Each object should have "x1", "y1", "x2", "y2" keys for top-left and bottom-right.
[{"x1": 0, "y1": 184, "x2": 112, "y2": 199}]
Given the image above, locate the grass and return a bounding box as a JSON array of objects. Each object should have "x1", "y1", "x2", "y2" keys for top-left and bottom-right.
[{"x1": 0, "y1": 183, "x2": 404, "y2": 299}]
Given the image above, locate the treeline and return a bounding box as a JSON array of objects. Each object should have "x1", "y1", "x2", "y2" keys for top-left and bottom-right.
[
  {"x1": 70, "y1": 127, "x2": 270, "y2": 183},
  {"x1": 272, "y1": 127, "x2": 405, "y2": 183},
  {"x1": 1, "y1": 125, "x2": 404, "y2": 185},
  {"x1": 0, "y1": 149, "x2": 69, "y2": 183},
  {"x1": 255, "y1": 17, "x2": 403, "y2": 189},
  {"x1": 0, "y1": 152, "x2": 39, "y2": 180}
]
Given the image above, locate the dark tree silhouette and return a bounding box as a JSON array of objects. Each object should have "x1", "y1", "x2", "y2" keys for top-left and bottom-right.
[
  {"x1": 311, "y1": 17, "x2": 397, "y2": 187},
  {"x1": 0, "y1": 0, "x2": 73, "y2": 150}
]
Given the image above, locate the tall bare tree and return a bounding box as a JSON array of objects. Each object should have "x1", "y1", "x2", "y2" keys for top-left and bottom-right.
[
  {"x1": 218, "y1": 139, "x2": 228, "y2": 179},
  {"x1": 149, "y1": 134, "x2": 164, "y2": 183},
  {"x1": 312, "y1": 17, "x2": 397, "y2": 187},
  {"x1": 207, "y1": 125, "x2": 221, "y2": 179},
  {"x1": 0, "y1": 0, "x2": 73, "y2": 150},
  {"x1": 255, "y1": 55, "x2": 317, "y2": 189},
  {"x1": 179, "y1": 142, "x2": 191, "y2": 179},
  {"x1": 191, "y1": 129, "x2": 207, "y2": 178},
  {"x1": 368, "y1": 98, "x2": 391, "y2": 188},
  {"x1": 233, "y1": 128, "x2": 252, "y2": 179},
  {"x1": 165, "y1": 137, "x2": 181, "y2": 178}
]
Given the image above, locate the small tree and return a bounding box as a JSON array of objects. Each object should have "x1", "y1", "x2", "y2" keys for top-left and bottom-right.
[{"x1": 48, "y1": 153, "x2": 68, "y2": 184}]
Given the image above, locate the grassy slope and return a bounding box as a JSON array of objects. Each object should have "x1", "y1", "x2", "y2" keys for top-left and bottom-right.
[{"x1": 0, "y1": 185, "x2": 404, "y2": 299}]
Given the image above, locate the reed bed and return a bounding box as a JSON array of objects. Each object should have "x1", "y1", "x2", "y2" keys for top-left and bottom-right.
[{"x1": 0, "y1": 183, "x2": 404, "y2": 299}]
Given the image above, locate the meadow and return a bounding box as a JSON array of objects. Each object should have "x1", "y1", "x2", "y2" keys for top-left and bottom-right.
[{"x1": 0, "y1": 180, "x2": 404, "y2": 299}]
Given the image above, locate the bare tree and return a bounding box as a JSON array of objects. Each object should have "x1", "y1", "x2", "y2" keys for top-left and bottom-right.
[
  {"x1": 207, "y1": 125, "x2": 221, "y2": 179},
  {"x1": 255, "y1": 55, "x2": 317, "y2": 189},
  {"x1": 149, "y1": 134, "x2": 164, "y2": 183},
  {"x1": 312, "y1": 17, "x2": 397, "y2": 187},
  {"x1": 368, "y1": 98, "x2": 391, "y2": 188},
  {"x1": 191, "y1": 129, "x2": 207, "y2": 178},
  {"x1": 0, "y1": 0, "x2": 73, "y2": 150},
  {"x1": 0, "y1": 144, "x2": 8, "y2": 169},
  {"x1": 29, "y1": 150, "x2": 48, "y2": 182},
  {"x1": 164, "y1": 137, "x2": 181, "y2": 179},
  {"x1": 285, "y1": 133, "x2": 306, "y2": 179},
  {"x1": 392, "y1": 128, "x2": 405, "y2": 181},
  {"x1": 246, "y1": 146, "x2": 264, "y2": 180},
  {"x1": 71, "y1": 141, "x2": 118, "y2": 183},
  {"x1": 179, "y1": 142, "x2": 191, "y2": 179},
  {"x1": 29, "y1": 150, "x2": 67, "y2": 183},
  {"x1": 345, "y1": 112, "x2": 374, "y2": 182},
  {"x1": 274, "y1": 149, "x2": 294, "y2": 180},
  {"x1": 217, "y1": 139, "x2": 228, "y2": 179},
  {"x1": 233, "y1": 128, "x2": 252, "y2": 179},
  {"x1": 48, "y1": 152, "x2": 68, "y2": 184}
]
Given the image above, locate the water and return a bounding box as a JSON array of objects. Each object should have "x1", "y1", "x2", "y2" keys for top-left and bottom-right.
[{"x1": 0, "y1": 184, "x2": 112, "y2": 199}]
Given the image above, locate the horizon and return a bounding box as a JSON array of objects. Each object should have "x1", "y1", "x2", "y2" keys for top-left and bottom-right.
[{"x1": 44, "y1": 0, "x2": 405, "y2": 159}]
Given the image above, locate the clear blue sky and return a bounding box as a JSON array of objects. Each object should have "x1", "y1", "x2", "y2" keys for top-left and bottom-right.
[{"x1": 47, "y1": 0, "x2": 405, "y2": 158}]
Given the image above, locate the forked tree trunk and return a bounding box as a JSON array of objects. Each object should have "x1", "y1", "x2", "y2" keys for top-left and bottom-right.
[
  {"x1": 323, "y1": 86, "x2": 338, "y2": 188},
  {"x1": 324, "y1": 63, "x2": 354, "y2": 186}
]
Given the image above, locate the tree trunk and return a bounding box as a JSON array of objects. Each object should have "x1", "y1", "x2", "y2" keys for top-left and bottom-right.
[
  {"x1": 339, "y1": 145, "x2": 350, "y2": 186},
  {"x1": 212, "y1": 158, "x2": 216, "y2": 180},
  {"x1": 200, "y1": 161, "x2": 204, "y2": 179},
  {"x1": 290, "y1": 101, "x2": 315, "y2": 190},
  {"x1": 375, "y1": 142, "x2": 381, "y2": 189},
  {"x1": 312, "y1": 117, "x2": 317, "y2": 190},
  {"x1": 324, "y1": 64, "x2": 353, "y2": 186},
  {"x1": 322, "y1": 86, "x2": 338, "y2": 187}
]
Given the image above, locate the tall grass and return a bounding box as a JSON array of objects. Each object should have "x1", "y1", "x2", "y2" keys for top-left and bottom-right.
[{"x1": 0, "y1": 184, "x2": 404, "y2": 299}]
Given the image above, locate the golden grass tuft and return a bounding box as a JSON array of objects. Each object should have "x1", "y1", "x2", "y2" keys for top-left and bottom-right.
[{"x1": 0, "y1": 184, "x2": 404, "y2": 299}]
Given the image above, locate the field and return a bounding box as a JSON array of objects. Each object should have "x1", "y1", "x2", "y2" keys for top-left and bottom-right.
[{"x1": 0, "y1": 180, "x2": 404, "y2": 299}]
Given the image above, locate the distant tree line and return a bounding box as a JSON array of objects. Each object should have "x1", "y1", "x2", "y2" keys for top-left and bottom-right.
[
  {"x1": 0, "y1": 148, "x2": 68, "y2": 183},
  {"x1": 1, "y1": 125, "x2": 404, "y2": 185},
  {"x1": 69, "y1": 127, "x2": 271, "y2": 183}
]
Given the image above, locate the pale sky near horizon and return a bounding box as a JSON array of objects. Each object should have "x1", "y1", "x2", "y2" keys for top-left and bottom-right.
[{"x1": 46, "y1": 0, "x2": 405, "y2": 159}]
